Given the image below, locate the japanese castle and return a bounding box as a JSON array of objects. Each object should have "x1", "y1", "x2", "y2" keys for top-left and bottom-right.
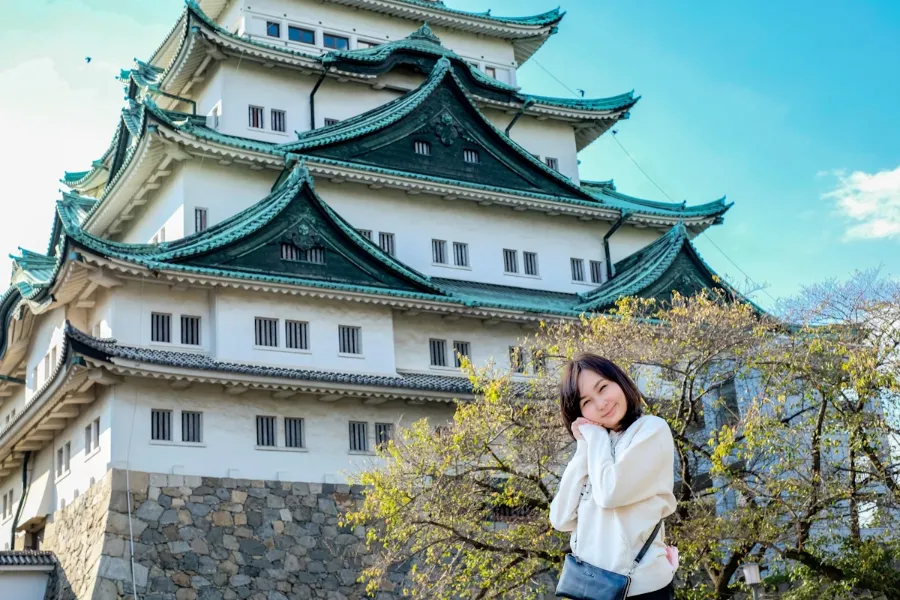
[{"x1": 0, "y1": 0, "x2": 735, "y2": 596}]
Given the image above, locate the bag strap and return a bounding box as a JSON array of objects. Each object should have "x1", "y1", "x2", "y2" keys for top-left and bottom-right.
[{"x1": 627, "y1": 520, "x2": 663, "y2": 576}]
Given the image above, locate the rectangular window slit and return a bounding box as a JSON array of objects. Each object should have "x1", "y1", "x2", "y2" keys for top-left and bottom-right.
[
  {"x1": 151, "y1": 313, "x2": 171, "y2": 343},
  {"x1": 256, "y1": 416, "x2": 276, "y2": 447},
  {"x1": 255, "y1": 317, "x2": 278, "y2": 347},
  {"x1": 349, "y1": 421, "x2": 368, "y2": 452},
  {"x1": 181, "y1": 315, "x2": 201, "y2": 346},
  {"x1": 285, "y1": 417, "x2": 304, "y2": 448}
]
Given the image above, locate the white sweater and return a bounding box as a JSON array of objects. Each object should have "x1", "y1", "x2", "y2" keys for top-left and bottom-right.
[{"x1": 549, "y1": 415, "x2": 678, "y2": 596}]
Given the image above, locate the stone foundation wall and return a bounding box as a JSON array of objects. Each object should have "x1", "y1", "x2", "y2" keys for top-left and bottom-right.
[
  {"x1": 41, "y1": 472, "x2": 113, "y2": 600},
  {"x1": 46, "y1": 469, "x2": 403, "y2": 600}
]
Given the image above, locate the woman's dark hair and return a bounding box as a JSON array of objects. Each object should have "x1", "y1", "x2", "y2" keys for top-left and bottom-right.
[{"x1": 560, "y1": 353, "x2": 643, "y2": 438}]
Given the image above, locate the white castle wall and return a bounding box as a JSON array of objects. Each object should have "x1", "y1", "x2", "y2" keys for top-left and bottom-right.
[
  {"x1": 0, "y1": 387, "x2": 112, "y2": 550},
  {"x1": 233, "y1": 0, "x2": 518, "y2": 75},
  {"x1": 319, "y1": 180, "x2": 662, "y2": 294},
  {"x1": 483, "y1": 109, "x2": 582, "y2": 183},
  {"x1": 107, "y1": 378, "x2": 455, "y2": 483}
]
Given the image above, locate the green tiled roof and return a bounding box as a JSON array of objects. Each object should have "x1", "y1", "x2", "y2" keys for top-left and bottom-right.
[
  {"x1": 581, "y1": 179, "x2": 731, "y2": 220},
  {"x1": 388, "y1": 1, "x2": 564, "y2": 26},
  {"x1": 281, "y1": 57, "x2": 596, "y2": 201},
  {"x1": 434, "y1": 278, "x2": 579, "y2": 315},
  {"x1": 523, "y1": 91, "x2": 638, "y2": 113},
  {"x1": 67, "y1": 323, "x2": 475, "y2": 397},
  {"x1": 574, "y1": 222, "x2": 746, "y2": 311},
  {"x1": 282, "y1": 57, "x2": 455, "y2": 153}
]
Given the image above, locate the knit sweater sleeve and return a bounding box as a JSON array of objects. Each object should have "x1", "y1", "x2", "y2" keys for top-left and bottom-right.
[
  {"x1": 549, "y1": 441, "x2": 588, "y2": 532},
  {"x1": 581, "y1": 419, "x2": 673, "y2": 509}
]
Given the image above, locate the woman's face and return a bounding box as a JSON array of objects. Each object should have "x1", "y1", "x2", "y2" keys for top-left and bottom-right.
[{"x1": 577, "y1": 369, "x2": 628, "y2": 430}]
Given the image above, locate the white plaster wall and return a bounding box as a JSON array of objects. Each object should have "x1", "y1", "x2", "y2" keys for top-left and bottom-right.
[
  {"x1": 23, "y1": 310, "x2": 66, "y2": 402},
  {"x1": 218, "y1": 0, "x2": 245, "y2": 33},
  {"x1": 49, "y1": 387, "x2": 113, "y2": 514},
  {"x1": 0, "y1": 466, "x2": 20, "y2": 550},
  {"x1": 0, "y1": 387, "x2": 25, "y2": 437},
  {"x1": 121, "y1": 164, "x2": 186, "y2": 244},
  {"x1": 483, "y1": 109, "x2": 580, "y2": 183},
  {"x1": 181, "y1": 161, "x2": 274, "y2": 233},
  {"x1": 101, "y1": 281, "x2": 211, "y2": 351},
  {"x1": 393, "y1": 312, "x2": 531, "y2": 374},
  {"x1": 0, "y1": 571, "x2": 51, "y2": 599},
  {"x1": 100, "y1": 282, "x2": 398, "y2": 375},
  {"x1": 242, "y1": 0, "x2": 517, "y2": 69},
  {"x1": 212, "y1": 61, "x2": 403, "y2": 141},
  {"x1": 318, "y1": 181, "x2": 661, "y2": 294},
  {"x1": 213, "y1": 289, "x2": 398, "y2": 374},
  {"x1": 119, "y1": 160, "x2": 274, "y2": 244},
  {"x1": 0, "y1": 388, "x2": 111, "y2": 549},
  {"x1": 109, "y1": 379, "x2": 454, "y2": 483}
]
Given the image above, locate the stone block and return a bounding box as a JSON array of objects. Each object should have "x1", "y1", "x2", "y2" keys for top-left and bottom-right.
[
  {"x1": 103, "y1": 535, "x2": 126, "y2": 557},
  {"x1": 176, "y1": 589, "x2": 198, "y2": 600},
  {"x1": 136, "y1": 500, "x2": 165, "y2": 521},
  {"x1": 168, "y1": 475, "x2": 185, "y2": 487},
  {"x1": 149, "y1": 473, "x2": 169, "y2": 488},
  {"x1": 232, "y1": 490, "x2": 248, "y2": 503},
  {"x1": 212, "y1": 511, "x2": 234, "y2": 526}
]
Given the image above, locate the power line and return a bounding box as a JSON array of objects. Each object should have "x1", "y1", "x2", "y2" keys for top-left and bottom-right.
[
  {"x1": 610, "y1": 131, "x2": 778, "y2": 304},
  {"x1": 530, "y1": 60, "x2": 777, "y2": 305},
  {"x1": 531, "y1": 58, "x2": 581, "y2": 98},
  {"x1": 610, "y1": 133, "x2": 676, "y2": 202}
]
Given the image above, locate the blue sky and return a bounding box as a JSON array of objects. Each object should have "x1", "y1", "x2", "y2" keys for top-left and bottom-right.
[{"x1": 2, "y1": 1, "x2": 899, "y2": 309}]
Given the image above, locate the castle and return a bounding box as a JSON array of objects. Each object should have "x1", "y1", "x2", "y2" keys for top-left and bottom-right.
[{"x1": 0, "y1": 1, "x2": 733, "y2": 597}]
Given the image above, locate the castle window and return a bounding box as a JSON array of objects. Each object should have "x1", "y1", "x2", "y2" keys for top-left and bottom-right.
[
  {"x1": 571, "y1": 258, "x2": 585, "y2": 282},
  {"x1": 255, "y1": 317, "x2": 279, "y2": 347},
  {"x1": 182, "y1": 411, "x2": 203, "y2": 443},
  {"x1": 509, "y1": 347, "x2": 526, "y2": 374},
  {"x1": 379, "y1": 232, "x2": 395, "y2": 256},
  {"x1": 288, "y1": 26, "x2": 315, "y2": 45},
  {"x1": 375, "y1": 423, "x2": 393, "y2": 449},
  {"x1": 503, "y1": 249, "x2": 518, "y2": 274},
  {"x1": 195, "y1": 207, "x2": 208, "y2": 233},
  {"x1": 285, "y1": 418, "x2": 305, "y2": 448},
  {"x1": 266, "y1": 21, "x2": 281, "y2": 38},
  {"x1": 85, "y1": 418, "x2": 100, "y2": 456},
  {"x1": 151, "y1": 312, "x2": 172, "y2": 343},
  {"x1": 523, "y1": 251, "x2": 539, "y2": 276},
  {"x1": 248, "y1": 105, "x2": 264, "y2": 129},
  {"x1": 453, "y1": 341, "x2": 470, "y2": 368},
  {"x1": 432, "y1": 239, "x2": 447, "y2": 264},
  {"x1": 484, "y1": 66, "x2": 497, "y2": 79},
  {"x1": 429, "y1": 339, "x2": 447, "y2": 367},
  {"x1": 463, "y1": 149, "x2": 480, "y2": 164},
  {"x1": 324, "y1": 33, "x2": 349, "y2": 50},
  {"x1": 304, "y1": 247, "x2": 326, "y2": 264},
  {"x1": 590, "y1": 260, "x2": 604, "y2": 284},
  {"x1": 545, "y1": 157, "x2": 559, "y2": 171},
  {"x1": 414, "y1": 141, "x2": 432, "y2": 156},
  {"x1": 281, "y1": 242, "x2": 302, "y2": 262},
  {"x1": 271, "y1": 109, "x2": 286, "y2": 133},
  {"x1": 358, "y1": 229, "x2": 373, "y2": 241},
  {"x1": 453, "y1": 242, "x2": 469, "y2": 267},
  {"x1": 285, "y1": 320, "x2": 309, "y2": 350},
  {"x1": 257, "y1": 416, "x2": 277, "y2": 447},
  {"x1": 324, "y1": 118, "x2": 339, "y2": 126},
  {"x1": 151, "y1": 409, "x2": 172, "y2": 441},
  {"x1": 339, "y1": 326, "x2": 362, "y2": 355},
  {"x1": 181, "y1": 316, "x2": 201, "y2": 346},
  {"x1": 349, "y1": 421, "x2": 368, "y2": 452}
]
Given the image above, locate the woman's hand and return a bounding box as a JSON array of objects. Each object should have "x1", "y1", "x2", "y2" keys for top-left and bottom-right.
[{"x1": 571, "y1": 417, "x2": 599, "y2": 441}]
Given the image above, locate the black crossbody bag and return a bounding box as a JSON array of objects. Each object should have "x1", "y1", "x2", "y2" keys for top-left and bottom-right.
[{"x1": 556, "y1": 520, "x2": 663, "y2": 600}]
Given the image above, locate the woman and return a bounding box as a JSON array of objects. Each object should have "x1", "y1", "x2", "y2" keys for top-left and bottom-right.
[{"x1": 550, "y1": 353, "x2": 678, "y2": 599}]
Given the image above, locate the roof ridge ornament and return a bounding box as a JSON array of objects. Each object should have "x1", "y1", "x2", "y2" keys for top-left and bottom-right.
[{"x1": 408, "y1": 22, "x2": 442, "y2": 45}]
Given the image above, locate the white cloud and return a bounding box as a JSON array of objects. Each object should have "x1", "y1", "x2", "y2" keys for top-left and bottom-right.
[{"x1": 823, "y1": 166, "x2": 900, "y2": 241}]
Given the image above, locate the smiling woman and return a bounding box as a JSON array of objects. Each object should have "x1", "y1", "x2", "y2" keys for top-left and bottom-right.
[{"x1": 551, "y1": 353, "x2": 678, "y2": 599}]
